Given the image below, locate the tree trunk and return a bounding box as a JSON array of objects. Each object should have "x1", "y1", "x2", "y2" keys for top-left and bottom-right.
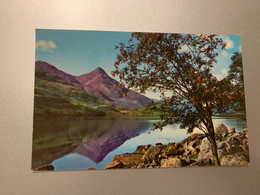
[{"x1": 207, "y1": 120, "x2": 220, "y2": 166}]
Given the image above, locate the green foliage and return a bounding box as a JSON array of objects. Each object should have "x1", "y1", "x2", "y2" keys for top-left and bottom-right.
[
  {"x1": 113, "y1": 33, "x2": 233, "y2": 132},
  {"x1": 228, "y1": 52, "x2": 246, "y2": 112}
]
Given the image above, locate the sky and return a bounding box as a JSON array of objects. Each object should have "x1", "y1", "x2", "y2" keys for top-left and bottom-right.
[{"x1": 35, "y1": 29, "x2": 242, "y2": 99}]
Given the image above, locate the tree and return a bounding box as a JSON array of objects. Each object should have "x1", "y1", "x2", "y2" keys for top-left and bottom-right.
[
  {"x1": 228, "y1": 52, "x2": 246, "y2": 112},
  {"x1": 112, "y1": 32, "x2": 236, "y2": 165}
]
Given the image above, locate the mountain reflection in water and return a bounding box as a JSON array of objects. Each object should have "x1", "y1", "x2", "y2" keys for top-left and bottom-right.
[{"x1": 32, "y1": 115, "x2": 154, "y2": 169}]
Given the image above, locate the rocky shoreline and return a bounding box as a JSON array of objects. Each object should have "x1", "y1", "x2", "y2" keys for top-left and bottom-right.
[{"x1": 106, "y1": 124, "x2": 250, "y2": 169}]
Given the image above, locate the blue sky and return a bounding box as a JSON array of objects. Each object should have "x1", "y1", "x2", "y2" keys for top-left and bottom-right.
[{"x1": 36, "y1": 29, "x2": 242, "y2": 99}]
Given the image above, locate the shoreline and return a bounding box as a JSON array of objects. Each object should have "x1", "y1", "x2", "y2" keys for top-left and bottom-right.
[{"x1": 105, "y1": 124, "x2": 249, "y2": 169}]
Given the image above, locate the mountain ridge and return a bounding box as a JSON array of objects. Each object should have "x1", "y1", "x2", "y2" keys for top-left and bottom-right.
[
  {"x1": 75, "y1": 67, "x2": 152, "y2": 109},
  {"x1": 35, "y1": 61, "x2": 152, "y2": 109}
]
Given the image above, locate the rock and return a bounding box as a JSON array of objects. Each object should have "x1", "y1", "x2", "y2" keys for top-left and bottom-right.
[
  {"x1": 135, "y1": 145, "x2": 147, "y2": 154},
  {"x1": 198, "y1": 138, "x2": 212, "y2": 160},
  {"x1": 217, "y1": 149, "x2": 224, "y2": 158},
  {"x1": 141, "y1": 145, "x2": 165, "y2": 164},
  {"x1": 184, "y1": 140, "x2": 197, "y2": 156},
  {"x1": 105, "y1": 159, "x2": 124, "y2": 169},
  {"x1": 220, "y1": 153, "x2": 249, "y2": 166},
  {"x1": 177, "y1": 147, "x2": 185, "y2": 155},
  {"x1": 137, "y1": 163, "x2": 146, "y2": 168},
  {"x1": 174, "y1": 143, "x2": 181, "y2": 149},
  {"x1": 217, "y1": 141, "x2": 229, "y2": 157},
  {"x1": 161, "y1": 144, "x2": 178, "y2": 157},
  {"x1": 222, "y1": 131, "x2": 228, "y2": 138},
  {"x1": 191, "y1": 133, "x2": 201, "y2": 140},
  {"x1": 106, "y1": 153, "x2": 143, "y2": 169},
  {"x1": 161, "y1": 157, "x2": 182, "y2": 167},
  {"x1": 87, "y1": 167, "x2": 96, "y2": 170},
  {"x1": 214, "y1": 124, "x2": 228, "y2": 135},
  {"x1": 155, "y1": 143, "x2": 163, "y2": 146},
  {"x1": 227, "y1": 136, "x2": 241, "y2": 147},
  {"x1": 228, "y1": 128, "x2": 236, "y2": 134},
  {"x1": 151, "y1": 160, "x2": 158, "y2": 166},
  {"x1": 217, "y1": 141, "x2": 227, "y2": 151},
  {"x1": 242, "y1": 139, "x2": 249, "y2": 150},
  {"x1": 33, "y1": 164, "x2": 54, "y2": 171},
  {"x1": 227, "y1": 145, "x2": 244, "y2": 154},
  {"x1": 178, "y1": 155, "x2": 195, "y2": 166}
]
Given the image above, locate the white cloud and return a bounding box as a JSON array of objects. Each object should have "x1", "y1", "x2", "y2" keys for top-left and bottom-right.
[
  {"x1": 215, "y1": 74, "x2": 223, "y2": 81},
  {"x1": 225, "y1": 39, "x2": 234, "y2": 49},
  {"x1": 36, "y1": 40, "x2": 56, "y2": 52},
  {"x1": 221, "y1": 68, "x2": 228, "y2": 75},
  {"x1": 239, "y1": 45, "x2": 242, "y2": 52},
  {"x1": 218, "y1": 35, "x2": 234, "y2": 50}
]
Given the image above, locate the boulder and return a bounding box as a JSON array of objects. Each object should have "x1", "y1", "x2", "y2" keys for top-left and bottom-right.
[
  {"x1": 227, "y1": 135, "x2": 242, "y2": 147},
  {"x1": 190, "y1": 133, "x2": 202, "y2": 140},
  {"x1": 137, "y1": 163, "x2": 146, "y2": 168},
  {"x1": 141, "y1": 145, "x2": 165, "y2": 164},
  {"x1": 222, "y1": 131, "x2": 228, "y2": 138},
  {"x1": 214, "y1": 124, "x2": 228, "y2": 135},
  {"x1": 220, "y1": 153, "x2": 249, "y2": 166},
  {"x1": 106, "y1": 153, "x2": 143, "y2": 169},
  {"x1": 228, "y1": 128, "x2": 236, "y2": 134},
  {"x1": 161, "y1": 157, "x2": 182, "y2": 167},
  {"x1": 161, "y1": 144, "x2": 178, "y2": 157},
  {"x1": 198, "y1": 138, "x2": 212, "y2": 160},
  {"x1": 135, "y1": 145, "x2": 147, "y2": 154},
  {"x1": 105, "y1": 159, "x2": 124, "y2": 169},
  {"x1": 217, "y1": 141, "x2": 228, "y2": 152}
]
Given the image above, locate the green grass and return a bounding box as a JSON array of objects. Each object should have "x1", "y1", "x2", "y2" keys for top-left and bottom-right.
[{"x1": 34, "y1": 68, "x2": 122, "y2": 116}]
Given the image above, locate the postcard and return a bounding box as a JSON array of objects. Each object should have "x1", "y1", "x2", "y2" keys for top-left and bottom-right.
[{"x1": 32, "y1": 29, "x2": 249, "y2": 171}]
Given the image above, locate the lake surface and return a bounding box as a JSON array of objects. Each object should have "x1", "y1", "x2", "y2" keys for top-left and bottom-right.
[{"x1": 32, "y1": 115, "x2": 247, "y2": 171}]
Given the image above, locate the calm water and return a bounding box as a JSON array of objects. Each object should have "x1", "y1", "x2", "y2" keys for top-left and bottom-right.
[{"x1": 32, "y1": 115, "x2": 247, "y2": 171}]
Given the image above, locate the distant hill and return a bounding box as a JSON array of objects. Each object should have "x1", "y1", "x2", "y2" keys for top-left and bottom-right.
[
  {"x1": 150, "y1": 98, "x2": 162, "y2": 103},
  {"x1": 34, "y1": 66, "x2": 121, "y2": 116},
  {"x1": 75, "y1": 67, "x2": 152, "y2": 109}
]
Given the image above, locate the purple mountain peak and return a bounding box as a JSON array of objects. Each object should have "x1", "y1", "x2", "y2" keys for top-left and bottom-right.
[{"x1": 91, "y1": 67, "x2": 107, "y2": 75}]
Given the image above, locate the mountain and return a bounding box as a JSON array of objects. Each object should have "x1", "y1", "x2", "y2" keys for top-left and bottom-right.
[
  {"x1": 75, "y1": 67, "x2": 152, "y2": 109},
  {"x1": 36, "y1": 61, "x2": 84, "y2": 90},
  {"x1": 34, "y1": 64, "x2": 121, "y2": 116}
]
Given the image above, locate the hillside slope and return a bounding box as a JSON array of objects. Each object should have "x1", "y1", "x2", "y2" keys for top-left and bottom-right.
[{"x1": 34, "y1": 68, "x2": 121, "y2": 116}]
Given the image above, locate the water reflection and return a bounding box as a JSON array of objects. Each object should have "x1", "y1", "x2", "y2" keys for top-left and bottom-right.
[
  {"x1": 32, "y1": 116, "x2": 154, "y2": 169},
  {"x1": 32, "y1": 115, "x2": 247, "y2": 170}
]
